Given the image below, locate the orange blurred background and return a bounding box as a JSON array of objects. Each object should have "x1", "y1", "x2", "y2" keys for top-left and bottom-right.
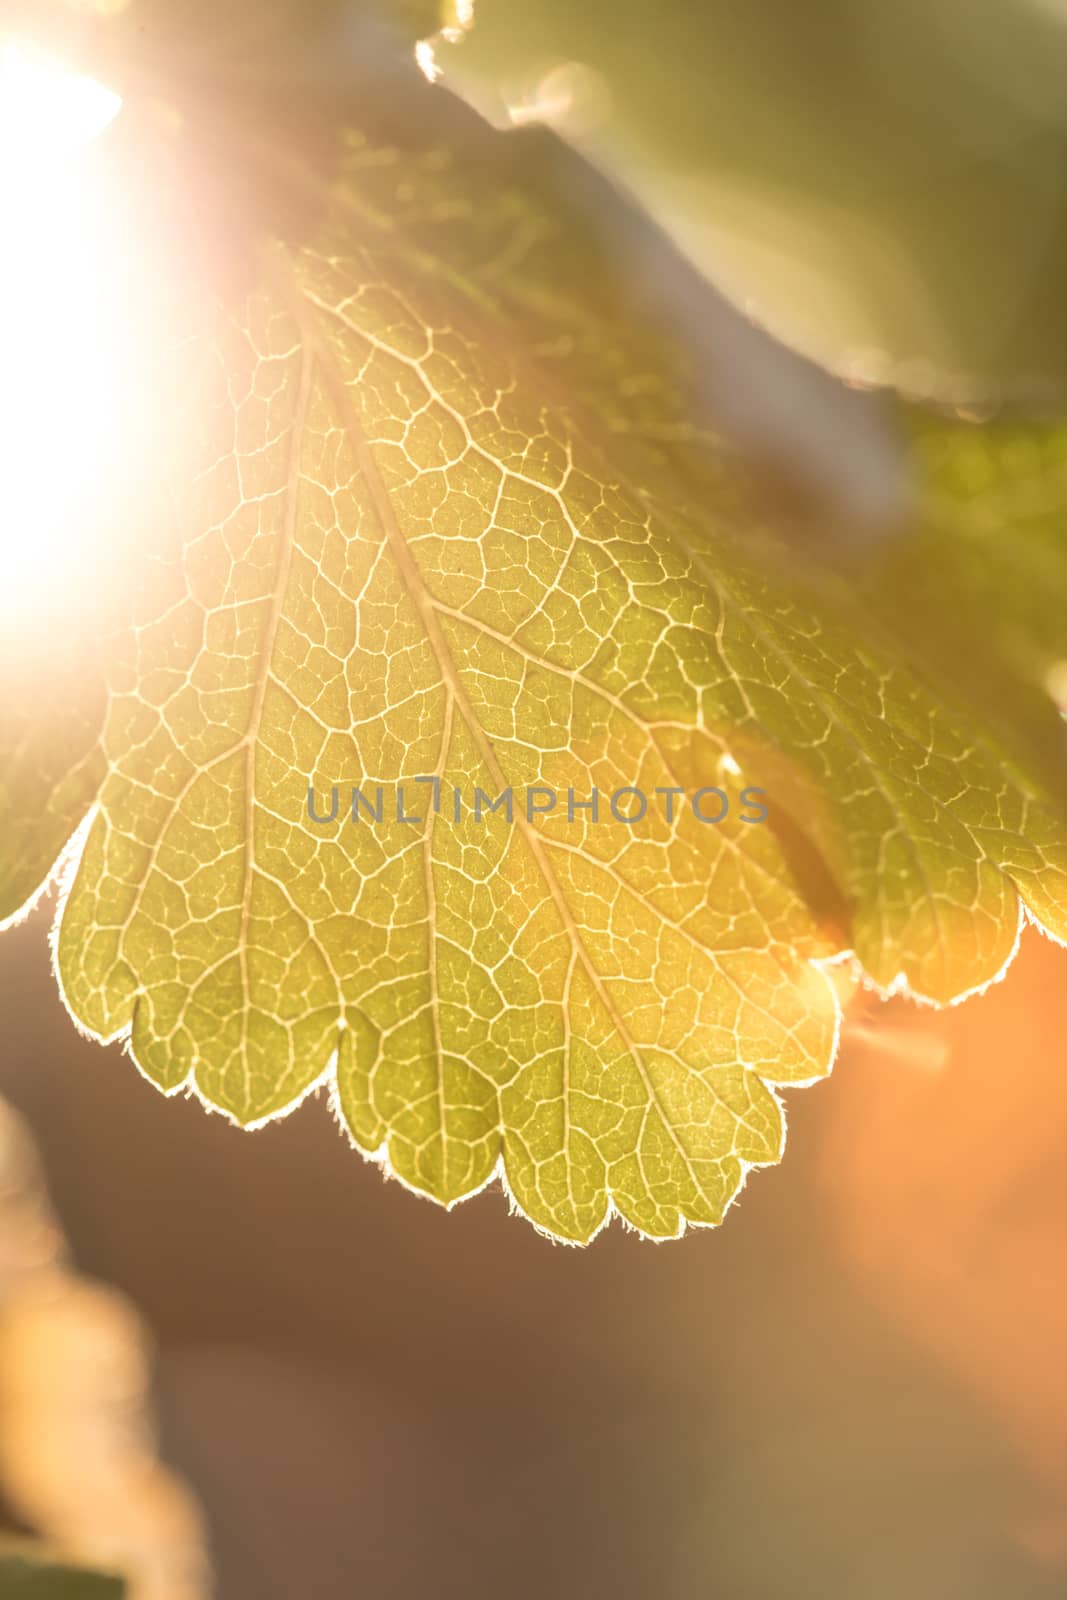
[{"x1": 0, "y1": 905, "x2": 1064, "y2": 1598}]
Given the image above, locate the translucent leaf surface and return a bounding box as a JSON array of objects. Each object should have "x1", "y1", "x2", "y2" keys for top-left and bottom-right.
[{"x1": 4, "y1": 69, "x2": 1067, "y2": 1241}]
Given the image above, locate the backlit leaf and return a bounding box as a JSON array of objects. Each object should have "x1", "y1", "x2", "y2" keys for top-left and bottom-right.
[{"x1": 4, "y1": 69, "x2": 1067, "y2": 1241}]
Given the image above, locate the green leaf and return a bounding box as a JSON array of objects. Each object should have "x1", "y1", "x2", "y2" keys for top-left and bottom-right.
[
  {"x1": 868, "y1": 411, "x2": 1067, "y2": 787},
  {"x1": 430, "y1": 0, "x2": 1067, "y2": 399},
  {"x1": 5, "y1": 74, "x2": 1067, "y2": 1242},
  {"x1": 0, "y1": 1550, "x2": 125, "y2": 1599}
]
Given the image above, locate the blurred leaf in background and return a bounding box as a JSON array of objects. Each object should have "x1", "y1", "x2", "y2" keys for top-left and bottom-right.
[
  {"x1": 0, "y1": 1101, "x2": 209, "y2": 1598},
  {"x1": 0, "y1": 1549, "x2": 124, "y2": 1598},
  {"x1": 430, "y1": 0, "x2": 1067, "y2": 400}
]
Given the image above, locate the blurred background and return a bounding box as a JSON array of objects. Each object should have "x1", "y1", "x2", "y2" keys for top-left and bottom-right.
[
  {"x1": 434, "y1": 0, "x2": 1067, "y2": 402},
  {"x1": 0, "y1": 902, "x2": 1065, "y2": 1599}
]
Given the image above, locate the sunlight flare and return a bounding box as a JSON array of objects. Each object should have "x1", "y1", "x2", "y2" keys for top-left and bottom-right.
[{"x1": 0, "y1": 43, "x2": 125, "y2": 622}]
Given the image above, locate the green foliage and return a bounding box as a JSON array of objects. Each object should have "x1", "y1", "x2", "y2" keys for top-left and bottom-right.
[
  {"x1": 3, "y1": 13, "x2": 1067, "y2": 1240},
  {"x1": 0, "y1": 1550, "x2": 125, "y2": 1598},
  {"x1": 432, "y1": 0, "x2": 1067, "y2": 397}
]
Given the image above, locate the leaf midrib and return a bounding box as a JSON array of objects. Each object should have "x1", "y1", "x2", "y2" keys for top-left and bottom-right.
[{"x1": 279, "y1": 254, "x2": 717, "y2": 1200}]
